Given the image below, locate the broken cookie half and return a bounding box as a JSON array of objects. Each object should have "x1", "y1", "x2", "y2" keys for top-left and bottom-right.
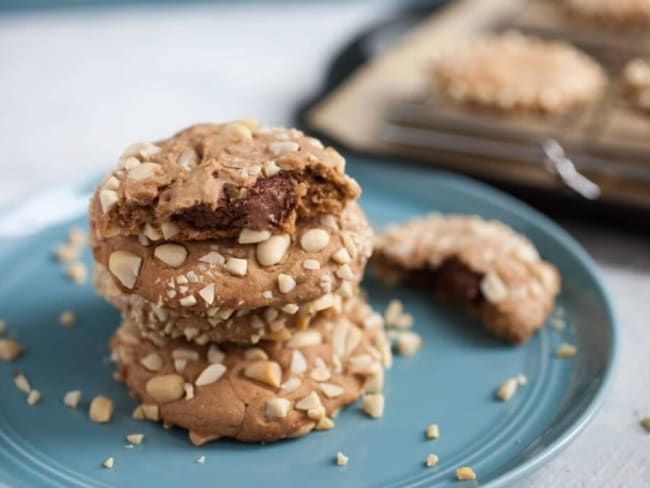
[{"x1": 372, "y1": 214, "x2": 560, "y2": 344}]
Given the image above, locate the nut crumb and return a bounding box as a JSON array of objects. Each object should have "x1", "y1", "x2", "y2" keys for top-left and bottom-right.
[
  {"x1": 27, "y1": 389, "x2": 41, "y2": 406},
  {"x1": 517, "y1": 374, "x2": 528, "y2": 385},
  {"x1": 336, "y1": 451, "x2": 349, "y2": 466},
  {"x1": 103, "y1": 457, "x2": 114, "y2": 469},
  {"x1": 0, "y1": 338, "x2": 23, "y2": 362},
  {"x1": 14, "y1": 372, "x2": 31, "y2": 393},
  {"x1": 126, "y1": 433, "x2": 144, "y2": 445},
  {"x1": 89, "y1": 395, "x2": 114, "y2": 423},
  {"x1": 550, "y1": 318, "x2": 566, "y2": 331},
  {"x1": 196, "y1": 455, "x2": 206, "y2": 464},
  {"x1": 67, "y1": 262, "x2": 88, "y2": 284},
  {"x1": 641, "y1": 417, "x2": 650, "y2": 432},
  {"x1": 60, "y1": 310, "x2": 76, "y2": 327},
  {"x1": 456, "y1": 466, "x2": 476, "y2": 480},
  {"x1": 555, "y1": 343, "x2": 577, "y2": 358},
  {"x1": 396, "y1": 331, "x2": 422, "y2": 356},
  {"x1": 426, "y1": 423, "x2": 440, "y2": 439},
  {"x1": 361, "y1": 393, "x2": 385, "y2": 418},
  {"x1": 426, "y1": 453, "x2": 439, "y2": 468},
  {"x1": 64, "y1": 390, "x2": 82, "y2": 408},
  {"x1": 496, "y1": 378, "x2": 518, "y2": 401}
]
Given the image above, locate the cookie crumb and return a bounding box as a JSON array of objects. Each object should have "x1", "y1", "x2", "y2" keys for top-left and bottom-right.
[
  {"x1": 555, "y1": 343, "x2": 577, "y2": 358},
  {"x1": 89, "y1": 395, "x2": 114, "y2": 423},
  {"x1": 396, "y1": 331, "x2": 422, "y2": 356},
  {"x1": 103, "y1": 457, "x2": 114, "y2": 469},
  {"x1": 456, "y1": 466, "x2": 476, "y2": 480},
  {"x1": 0, "y1": 338, "x2": 23, "y2": 362},
  {"x1": 14, "y1": 372, "x2": 31, "y2": 393},
  {"x1": 641, "y1": 417, "x2": 650, "y2": 432},
  {"x1": 67, "y1": 262, "x2": 88, "y2": 284},
  {"x1": 426, "y1": 453, "x2": 439, "y2": 468},
  {"x1": 336, "y1": 451, "x2": 349, "y2": 466},
  {"x1": 196, "y1": 455, "x2": 206, "y2": 464},
  {"x1": 64, "y1": 390, "x2": 82, "y2": 408},
  {"x1": 60, "y1": 310, "x2": 76, "y2": 327},
  {"x1": 27, "y1": 389, "x2": 41, "y2": 406},
  {"x1": 496, "y1": 378, "x2": 518, "y2": 401},
  {"x1": 517, "y1": 374, "x2": 528, "y2": 386},
  {"x1": 550, "y1": 318, "x2": 566, "y2": 331},
  {"x1": 126, "y1": 433, "x2": 144, "y2": 445},
  {"x1": 426, "y1": 423, "x2": 440, "y2": 439}
]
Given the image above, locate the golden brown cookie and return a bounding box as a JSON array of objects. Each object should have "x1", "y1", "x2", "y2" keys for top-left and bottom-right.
[
  {"x1": 91, "y1": 202, "x2": 372, "y2": 313},
  {"x1": 433, "y1": 31, "x2": 606, "y2": 114},
  {"x1": 561, "y1": 0, "x2": 650, "y2": 28},
  {"x1": 623, "y1": 58, "x2": 650, "y2": 112},
  {"x1": 372, "y1": 214, "x2": 560, "y2": 344},
  {"x1": 89, "y1": 121, "x2": 360, "y2": 242},
  {"x1": 94, "y1": 263, "x2": 361, "y2": 345},
  {"x1": 111, "y1": 295, "x2": 391, "y2": 444}
]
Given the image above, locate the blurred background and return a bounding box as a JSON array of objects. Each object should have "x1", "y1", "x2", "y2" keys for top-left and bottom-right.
[{"x1": 1, "y1": 0, "x2": 649, "y2": 485}]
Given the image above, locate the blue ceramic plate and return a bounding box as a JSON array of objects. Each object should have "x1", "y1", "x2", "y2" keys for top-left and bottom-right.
[{"x1": 0, "y1": 157, "x2": 617, "y2": 487}]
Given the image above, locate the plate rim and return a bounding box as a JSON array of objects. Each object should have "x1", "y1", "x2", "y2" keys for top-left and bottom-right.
[{"x1": 0, "y1": 165, "x2": 619, "y2": 487}]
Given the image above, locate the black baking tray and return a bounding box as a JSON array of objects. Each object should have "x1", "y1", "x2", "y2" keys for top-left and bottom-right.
[{"x1": 295, "y1": 0, "x2": 650, "y2": 233}]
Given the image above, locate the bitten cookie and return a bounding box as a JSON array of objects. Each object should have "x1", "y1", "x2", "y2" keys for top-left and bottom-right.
[
  {"x1": 91, "y1": 203, "x2": 372, "y2": 313},
  {"x1": 623, "y1": 58, "x2": 650, "y2": 112},
  {"x1": 372, "y1": 214, "x2": 560, "y2": 344},
  {"x1": 94, "y1": 263, "x2": 358, "y2": 345},
  {"x1": 432, "y1": 31, "x2": 606, "y2": 114},
  {"x1": 89, "y1": 121, "x2": 360, "y2": 242},
  {"x1": 561, "y1": 0, "x2": 650, "y2": 28},
  {"x1": 111, "y1": 296, "x2": 391, "y2": 444}
]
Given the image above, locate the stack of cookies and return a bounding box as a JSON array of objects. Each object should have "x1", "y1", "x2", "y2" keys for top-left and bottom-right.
[{"x1": 89, "y1": 121, "x2": 391, "y2": 444}]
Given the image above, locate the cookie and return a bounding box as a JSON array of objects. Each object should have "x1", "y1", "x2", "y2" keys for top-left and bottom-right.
[
  {"x1": 94, "y1": 263, "x2": 358, "y2": 345},
  {"x1": 623, "y1": 58, "x2": 650, "y2": 112},
  {"x1": 561, "y1": 0, "x2": 650, "y2": 28},
  {"x1": 91, "y1": 202, "x2": 372, "y2": 313},
  {"x1": 110, "y1": 295, "x2": 391, "y2": 444},
  {"x1": 433, "y1": 31, "x2": 606, "y2": 114},
  {"x1": 372, "y1": 214, "x2": 560, "y2": 344},
  {"x1": 89, "y1": 121, "x2": 360, "y2": 242}
]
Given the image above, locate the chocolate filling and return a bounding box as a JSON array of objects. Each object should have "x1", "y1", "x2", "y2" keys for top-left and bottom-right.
[
  {"x1": 172, "y1": 174, "x2": 296, "y2": 231},
  {"x1": 410, "y1": 257, "x2": 484, "y2": 308}
]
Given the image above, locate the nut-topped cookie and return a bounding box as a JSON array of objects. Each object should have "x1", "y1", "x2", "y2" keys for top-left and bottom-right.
[
  {"x1": 111, "y1": 295, "x2": 391, "y2": 444},
  {"x1": 623, "y1": 58, "x2": 650, "y2": 112},
  {"x1": 561, "y1": 0, "x2": 650, "y2": 28},
  {"x1": 372, "y1": 214, "x2": 560, "y2": 344},
  {"x1": 433, "y1": 31, "x2": 606, "y2": 114},
  {"x1": 91, "y1": 202, "x2": 372, "y2": 313},
  {"x1": 90, "y1": 122, "x2": 360, "y2": 242}
]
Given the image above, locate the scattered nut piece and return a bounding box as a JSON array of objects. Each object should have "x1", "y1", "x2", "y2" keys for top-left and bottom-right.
[
  {"x1": 243, "y1": 360, "x2": 282, "y2": 388},
  {"x1": 426, "y1": 424, "x2": 440, "y2": 440},
  {"x1": 641, "y1": 417, "x2": 650, "y2": 432},
  {"x1": 517, "y1": 374, "x2": 528, "y2": 385},
  {"x1": 207, "y1": 345, "x2": 225, "y2": 364},
  {"x1": 64, "y1": 390, "x2": 82, "y2": 408},
  {"x1": 141, "y1": 404, "x2": 160, "y2": 421},
  {"x1": 385, "y1": 299, "x2": 403, "y2": 325},
  {"x1": 319, "y1": 383, "x2": 344, "y2": 398},
  {"x1": 426, "y1": 454, "x2": 439, "y2": 468},
  {"x1": 146, "y1": 374, "x2": 185, "y2": 403},
  {"x1": 126, "y1": 433, "x2": 144, "y2": 445},
  {"x1": 161, "y1": 221, "x2": 180, "y2": 240},
  {"x1": 336, "y1": 451, "x2": 349, "y2": 466},
  {"x1": 103, "y1": 457, "x2": 115, "y2": 469},
  {"x1": 67, "y1": 262, "x2": 87, "y2": 284},
  {"x1": 59, "y1": 310, "x2": 76, "y2": 327},
  {"x1": 556, "y1": 343, "x2": 577, "y2": 358},
  {"x1": 198, "y1": 284, "x2": 215, "y2": 305},
  {"x1": 277, "y1": 273, "x2": 296, "y2": 294},
  {"x1": 496, "y1": 378, "x2": 519, "y2": 401},
  {"x1": 0, "y1": 339, "x2": 23, "y2": 362},
  {"x1": 14, "y1": 372, "x2": 30, "y2": 393},
  {"x1": 196, "y1": 455, "x2": 206, "y2": 465},
  {"x1": 268, "y1": 141, "x2": 299, "y2": 155},
  {"x1": 89, "y1": 395, "x2": 114, "y2": 423},
  {"x1": 550, "y1": 318, "x2": 566, "y2": 331},
  {"x1": 362, "y1": 393, "x2": 384, "y2": 418},
  {"x1": 27, "y1": 389, "x2": 41, "y2": 406},
  {"x1": 108, "y1": 251, "x2": 142, "y2": 289},
  {"x1": 316, "y1": 417, "x2": 335, "y2": 430},
  {"x1": 456, "y1": 467, "x2": 476, "y2": 480},
  {"x1": 300, "y1": 229, "x2": 330, "y2": 253},
  {"x1": 296, "y1": 391, "x2": 322, "y2": 411},
  {"x1": 257, "y1": 234, "x2": 290, "y2": 266},
  {"x1": 99, "y1": 189, "x2": 119, "y2": 214},
  {"x1": 287, "y1": 329, "x2": 322, "y2": 348},
  {"x1": 396, "y1": 331, "x2": 422, "y2": 356}
]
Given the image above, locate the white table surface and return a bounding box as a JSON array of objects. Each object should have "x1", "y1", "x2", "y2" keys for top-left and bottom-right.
[{"x1": 1, "y1": 3, "x2": 648, "y2": 486}]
